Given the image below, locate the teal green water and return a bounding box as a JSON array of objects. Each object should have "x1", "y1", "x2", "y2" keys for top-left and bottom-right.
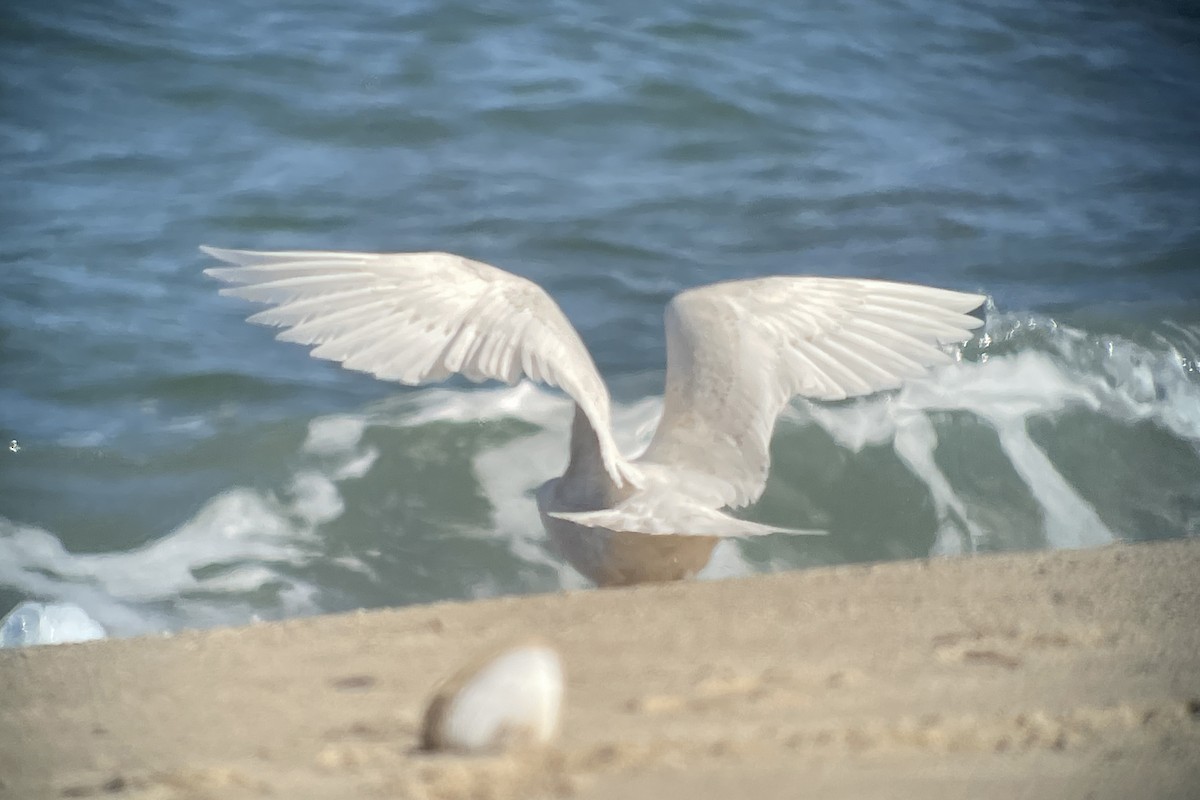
[{"x1": 1, "y1": 1, "x2": 1198, "y2": 638}]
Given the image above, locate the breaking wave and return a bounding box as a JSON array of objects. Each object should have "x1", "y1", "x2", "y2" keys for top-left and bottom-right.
[{"x1": 2, "y1": 312, "x2": 1197, "y2": 641}]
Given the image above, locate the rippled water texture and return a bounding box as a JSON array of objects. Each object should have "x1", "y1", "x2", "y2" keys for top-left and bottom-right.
[{"x1": 1, "y1": 1, "x2": 1198, "y2": 637}]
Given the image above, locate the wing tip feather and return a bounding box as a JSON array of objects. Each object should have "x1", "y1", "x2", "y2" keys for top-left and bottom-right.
[{"x1": 199, "y1": 245, "x2": 242, "y2": 263}]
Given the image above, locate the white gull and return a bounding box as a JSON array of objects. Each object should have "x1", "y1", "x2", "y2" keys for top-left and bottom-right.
[{"x1": 203, "y1": 247, "x2": 985, "y2": 586}]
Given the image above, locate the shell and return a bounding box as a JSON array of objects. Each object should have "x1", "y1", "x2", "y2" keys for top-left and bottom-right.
[{"x1": 421, "y1": 641, "x2": 564, "y2": 753}]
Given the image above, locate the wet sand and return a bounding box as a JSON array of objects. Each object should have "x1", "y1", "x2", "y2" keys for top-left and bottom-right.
[{"x1": 2, "y1": 538, "x2": 1198, "y2": 799}]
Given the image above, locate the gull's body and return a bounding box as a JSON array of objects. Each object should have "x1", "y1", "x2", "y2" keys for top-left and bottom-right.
[{"x1": 204, "y1": 247, "x2": 985, "y2": 586}]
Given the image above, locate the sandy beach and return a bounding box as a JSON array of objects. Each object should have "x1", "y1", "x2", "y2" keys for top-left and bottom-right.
[{"x1": 3, "y1": 538, "x2": 1198, "y2": 799}]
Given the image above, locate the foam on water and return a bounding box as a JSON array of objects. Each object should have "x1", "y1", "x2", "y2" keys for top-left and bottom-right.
[
  {"x1": 805, "y1": 313, "x2": 1200, "y2": 554},
  {"x1": 0, "y1": 494, "x2": 320, "y2": 636},
  {"x1": 0, "y1": 414, "x2": 380, "y2": 637}
]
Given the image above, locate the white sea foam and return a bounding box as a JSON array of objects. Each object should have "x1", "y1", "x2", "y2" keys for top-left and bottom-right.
[
  {"x1": 0, "y1": 411, "x2": 380, "y2": 638},
  {"x1": 804, "y1": 314, "x2": 1200, "y2": 553},
  {"x1": 287, "y1": 472, "x2": 346, "y2": 526},
  {"x1": 0, "y1": 490, "x2": 322, "y2": 636},
  {"x1": 303, "y1": 414, "x2": 368, "y2": 456},
  {"x1": 890, "y1": 413, "x2": 982, "y2": 556}
]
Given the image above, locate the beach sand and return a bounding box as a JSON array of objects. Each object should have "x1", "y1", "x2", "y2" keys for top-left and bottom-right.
[{"x1": 3, "y1": 538, "x2": 1198, "y2": 799}]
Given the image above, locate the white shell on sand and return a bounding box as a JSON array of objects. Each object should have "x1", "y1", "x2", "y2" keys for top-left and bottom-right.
[{"x1": 421, "y1": 641, "x2": 564, "y2": 753}]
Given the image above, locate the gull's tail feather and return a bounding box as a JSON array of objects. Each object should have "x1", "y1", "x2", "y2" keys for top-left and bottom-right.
[{"x1": 549, "y1": 503, "x2": 825, "y2": 538}]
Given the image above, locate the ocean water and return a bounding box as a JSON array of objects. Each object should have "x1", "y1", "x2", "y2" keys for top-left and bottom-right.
[{"x1": 2, "y1": 0, "x2": 1199, "y2": 641}]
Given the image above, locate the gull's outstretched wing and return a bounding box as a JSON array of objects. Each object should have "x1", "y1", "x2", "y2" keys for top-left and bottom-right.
[
  {"x1": 202, "y1": 246, "x2": 632, "y2": 485},
  {"x1": 639, "y1": 277, "x2": 986, "y2": 508}
]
